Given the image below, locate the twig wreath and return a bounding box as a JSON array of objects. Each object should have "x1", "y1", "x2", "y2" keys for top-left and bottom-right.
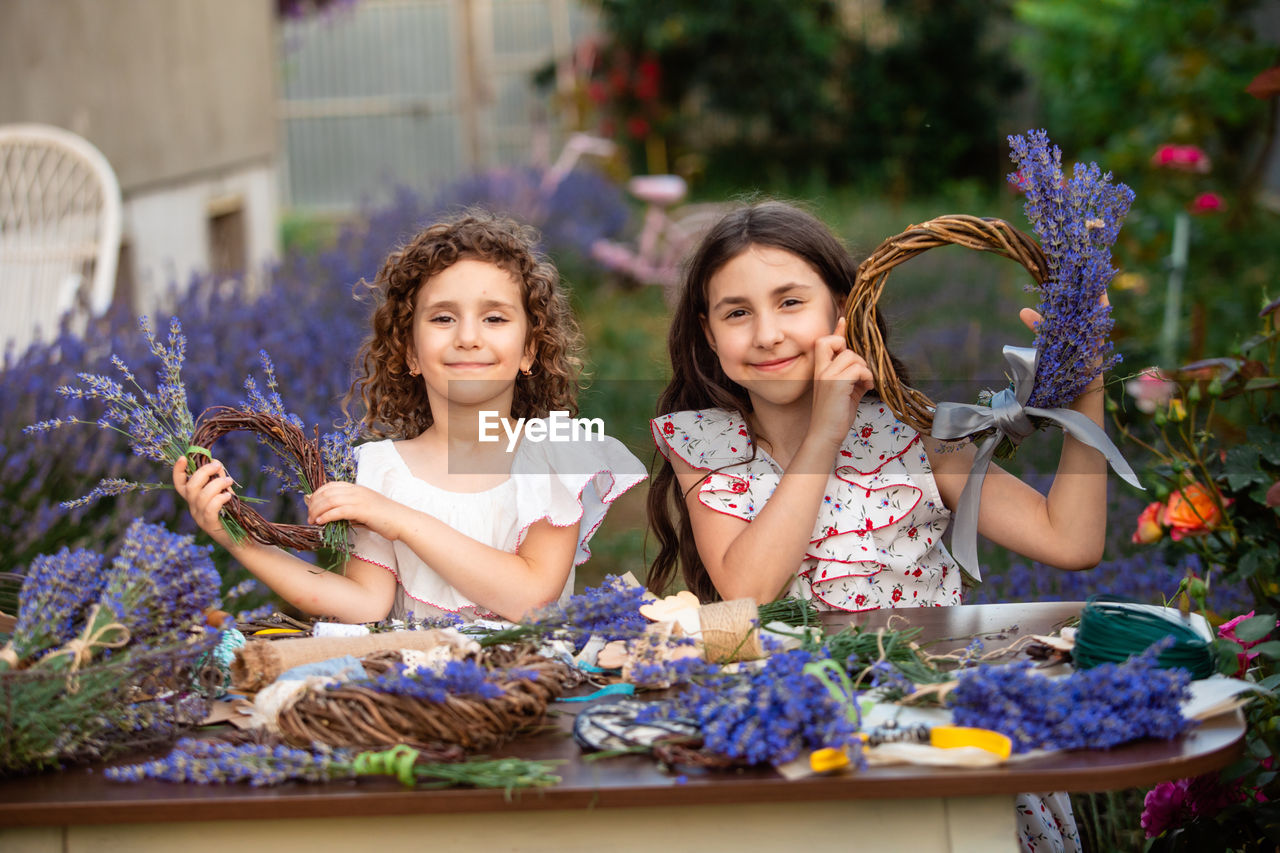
[
  {"x1": 188, "y1": 406, "x2": 341, "y2": 554},
  {"x1": 28, "y1": 331, "x2": 357, "y2": 568},
  {"x1": 274, "y1": 646, "x2": 575, "y2": 751},
  {"x1": 843, "y1": 130, "x2": 1143, "y2": 580}
]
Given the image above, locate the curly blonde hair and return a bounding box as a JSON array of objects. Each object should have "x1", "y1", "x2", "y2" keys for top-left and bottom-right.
[{"x1": 348, "y1": 211, "x2": 583, "y2": 439}]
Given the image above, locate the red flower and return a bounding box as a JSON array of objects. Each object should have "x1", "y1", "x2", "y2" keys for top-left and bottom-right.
[
  {"x1": 825, "y1": 525, "x2": 838, "y2": 537},
  {"x1": 730, "y1": 480, "x2": 747, "y2": 494},
  {"x1": 586, "y1": 81, "x2": 608, "y2": 104},
  {"x1": 661, "y1": 421, "x2": 675, "y2": 437},
  {"x1": 1132, "y1": 501, "x2": 1165, "y2": 544},
  {"x1": 860, "y1": 425, "x2": 874, "y2": 439},
  {"x1": 1151, "y1": 144, "x2": 1211, "y2": 173},
  {"x1": 906, "y1": 526, "x2": 918, "y2": 539},
  {"x1": 634, "y1": 58, "x2": 660, "y2": 101},
  {"x1": 891, "y1": 588, "x2": 902, "y2": 602},
  {"x1": 625, "y1": 116, "x2": 650, "y2": 139},
  {"x1": 1189, "y1": 192, "x2": 1224, "y2": 215}
]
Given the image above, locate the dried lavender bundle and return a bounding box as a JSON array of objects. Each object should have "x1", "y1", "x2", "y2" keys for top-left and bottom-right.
[{"x1": 1008, "y1": 130, "x2": 1134, "y2": 408}]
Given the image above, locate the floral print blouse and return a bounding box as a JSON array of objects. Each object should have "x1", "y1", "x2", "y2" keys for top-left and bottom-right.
[{"x1": 651, "y1": 402, "x2": 962, "y2": 611}]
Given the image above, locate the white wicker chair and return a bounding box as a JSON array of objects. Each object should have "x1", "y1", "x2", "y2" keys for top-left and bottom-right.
[{"x1": 0, "y1": 124, "x2": 122, "y2": 358}]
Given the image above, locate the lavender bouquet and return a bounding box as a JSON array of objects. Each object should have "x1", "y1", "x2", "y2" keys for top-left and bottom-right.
[
  {"x1": 469, "y1": 574, "x2": 652, "y2": 649},
  {"x1": 0, "y1": 520, "x2": 220, "y2": 774},
  {"x1": 929, "y1": 130, "x2": 1142, "y2": 579},
  {"x1": 1008, "y1": 128, "x2": 1134, "y2": 408}
]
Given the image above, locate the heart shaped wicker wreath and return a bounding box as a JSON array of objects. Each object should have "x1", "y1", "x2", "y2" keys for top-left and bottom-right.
[
  {"x1": 843, "y1": 213, "x2": 1050, "y2": 435},
  {"x1": 187, "y1": 406, "x2": 333, "y2": 552}
]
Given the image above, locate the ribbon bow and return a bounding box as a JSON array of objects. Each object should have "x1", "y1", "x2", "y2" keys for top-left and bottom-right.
[{"x1": 931, "y1": 346, "x2": 1142, "y2": 581}]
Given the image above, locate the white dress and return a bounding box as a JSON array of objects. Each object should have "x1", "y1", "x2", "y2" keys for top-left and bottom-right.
[
  {"x1": 651, "y1": 401, "x2": 962, "y2": 611},
  {"x1": 350, "y1": 425, "x2": 647, "y2": 620}
]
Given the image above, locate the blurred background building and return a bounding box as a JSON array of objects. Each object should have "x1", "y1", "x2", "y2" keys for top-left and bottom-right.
[{"x1": 0, "y1": 0, "x2": 280, "y2": 313}]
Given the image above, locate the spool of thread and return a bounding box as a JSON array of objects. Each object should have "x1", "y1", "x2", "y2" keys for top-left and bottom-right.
[
  {"x1": 1073, "y1": 595, "x2": 1215, "y2": 679},
  {"x1": 699, "y1": 598, "x2": 765, "y2": 662}
]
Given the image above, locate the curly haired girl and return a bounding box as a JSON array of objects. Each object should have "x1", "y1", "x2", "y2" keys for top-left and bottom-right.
[{"x1": 176, "y1": 212, "x2": 646, "y2": 622}]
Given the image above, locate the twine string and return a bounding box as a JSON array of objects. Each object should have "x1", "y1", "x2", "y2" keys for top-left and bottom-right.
[{"x1": 36, "y1": 604, "x2": 131, "y2": 693}]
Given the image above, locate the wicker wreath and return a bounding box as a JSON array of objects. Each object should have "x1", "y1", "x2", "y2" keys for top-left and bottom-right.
[
  {"x1": 276, "y1": 647, "x2": 575, "y2": 752},
  {"x1": 188, "y1": 406, "x2": 330, "y2": 552},
  {"x1": 844, "y1": 214, "x2": 1050, "y2": 436}
]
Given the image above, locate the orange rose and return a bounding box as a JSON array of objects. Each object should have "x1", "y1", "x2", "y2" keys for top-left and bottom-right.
[
  {"x1": 1132, "y1": 501, "x2": 1166, "y2": 544},
  {"x1": 1164, "y1": 483, "x2": 1225, "y2": 540}
]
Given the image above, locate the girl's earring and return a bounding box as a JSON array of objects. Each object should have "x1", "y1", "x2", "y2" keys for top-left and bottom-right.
[{"x1": 520, "y1": 366, "x2": 534, "y2": 377}]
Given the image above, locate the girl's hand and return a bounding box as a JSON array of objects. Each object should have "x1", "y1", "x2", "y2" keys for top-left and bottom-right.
[
  {"x1": 808, "y1": 316, "x2": 875, "y2": 449},
  {"x1": 172, "y1": 457, "x2": 239, "y2": 550},
  {"x1": 306, "y1": 481, "x2": 409, "y2": 542}
]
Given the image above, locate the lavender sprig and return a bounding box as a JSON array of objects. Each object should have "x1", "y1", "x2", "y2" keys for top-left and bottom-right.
[
  {"x1": 950, "y1": 639, "x2": 1191, "y2": 753},
  {"x1": 471, "y1": 575, "x2": 651, "y2": 648},
  {"x1": 1008, "y1": 130, "x2": 1133, "y2": 408},
  {"x1": 105, "y1": 738, "x2": 561, "y2": 791},
  {"x1": 356, "y1": 659, "x2": 534, "y2": 702},
  {"x1": 23, "y1": 317, "x2": 196, "y2": 509}
]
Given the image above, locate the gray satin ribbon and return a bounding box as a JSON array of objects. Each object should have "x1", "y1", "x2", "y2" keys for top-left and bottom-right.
[{"x1": 931, "y1": 345, "x2": 1142, "y2": 582}]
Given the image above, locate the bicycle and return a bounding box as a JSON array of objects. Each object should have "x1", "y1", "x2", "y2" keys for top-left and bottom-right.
[{"x1": 589, "y1": 169, "x2": 728, "y2": 300}]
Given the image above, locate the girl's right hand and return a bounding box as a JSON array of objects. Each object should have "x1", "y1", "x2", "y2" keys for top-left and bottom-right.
[
  {"x1": 172, "y1": 457, "x2": 240, "y2": 550},
  {"x1": 808, "y1": 317, "x2": 875, "y2": 450}
]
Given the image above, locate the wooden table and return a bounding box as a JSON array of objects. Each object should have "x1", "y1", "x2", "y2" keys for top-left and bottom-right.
[{"x1": 0, "y1": 602, "x2": 1245, "y2": 853}]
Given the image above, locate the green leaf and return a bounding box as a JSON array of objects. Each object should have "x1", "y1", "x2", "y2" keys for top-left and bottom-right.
[
  {"x1": 1234, "y1": 614, "x2": 1278, "y2": 644},
  {"x1": 1215, "y1": 639, "x2": 1246, "y2": 674},
  {"x1": 1260, "y1": 673, "x2": 1280, "y2": 690},
  {"x1": 1250, "y1": 640, "x2": 1280, "y2": 659},
  {"x1": 1221, "y1": 756, "x2": 1255, "y2": 781},
  {"x1": 1222, "y1": 446, "x2": 1266, "y2": 491},
  {"x1": 1235, "y1": 550, "x2": 1268, "y2": 580},
  {"x1": 1243, "y1": 377, "x2": 1280, "y2": 392}
]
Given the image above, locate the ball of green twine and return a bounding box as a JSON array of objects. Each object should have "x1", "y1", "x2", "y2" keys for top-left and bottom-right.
[{"x1": 1073, "y1": 595, "x2": 1215, "y2": 679}]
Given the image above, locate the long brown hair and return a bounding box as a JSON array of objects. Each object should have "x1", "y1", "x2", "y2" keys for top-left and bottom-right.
[
  {"x1": 646, "y1": 200, "x2": 910, "y2": 601},
  {"x1": 347, "y1": 211, "x2": 582, "y2": 438}
]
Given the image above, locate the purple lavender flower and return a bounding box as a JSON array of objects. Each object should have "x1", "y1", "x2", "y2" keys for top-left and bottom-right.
[
  {"x1": 1008, "y1": 130, "x2": 1133, "y2": 408},
  {"x1": 3, "y1": 546, "x2": 106, "y2": 665},
  {"x1": 23, "y1": 316, "x2": 197, "y2": 507},
  {"x1": 101, "y1": 519, "x2": 221, "y2": 648},
  {"x1": 643, "y1": 649, "x2": 862, "y2": 765},
  {"x1": 950, "y1": 639, "x2": 1190, "y2": 753},
  {"x1": 104, "y1": 737, "x2": 343, "y2": 786},
  {"x1": 357, "y1": 659, "x2": 527, "y2": 702},
  {"x1": 529, "y1": 574, "x2": 650, "y2": 641}
]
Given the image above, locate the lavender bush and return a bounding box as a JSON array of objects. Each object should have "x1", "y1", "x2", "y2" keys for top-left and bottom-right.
[
  {"x1": 1, "y1": 188, "x2": 430, "y2": 576},
  {"x1": 427, "y1": 166, "x2": 629, "y2": 263}
]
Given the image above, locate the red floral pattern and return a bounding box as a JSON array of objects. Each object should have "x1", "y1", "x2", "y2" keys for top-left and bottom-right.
[{"x1": 652, "y1": 403, "x2": 962, "y2": 611}]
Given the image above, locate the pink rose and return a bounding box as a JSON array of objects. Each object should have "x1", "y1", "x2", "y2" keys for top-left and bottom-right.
[
  {"x1": 1217, "y1": 610, "x2": 1276, "y2": 677},
  {"x1": 1189, "y1": 192, "x2": 1224, "y2": 215},
  {"x1": 1142, "y1": 779, "x2": 1192, "y2": 838},
  {"x1": 1124, "y1": 367, "x2": 1177, "y2": 413},
  {"x1": 1151, "y1": 144, "x2": 1211, "y2": 173}
]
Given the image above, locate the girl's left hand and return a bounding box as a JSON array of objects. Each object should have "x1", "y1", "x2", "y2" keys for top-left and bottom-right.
[{"x1": 306, "y1": 482, "x2": 408, "y2": 541}]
